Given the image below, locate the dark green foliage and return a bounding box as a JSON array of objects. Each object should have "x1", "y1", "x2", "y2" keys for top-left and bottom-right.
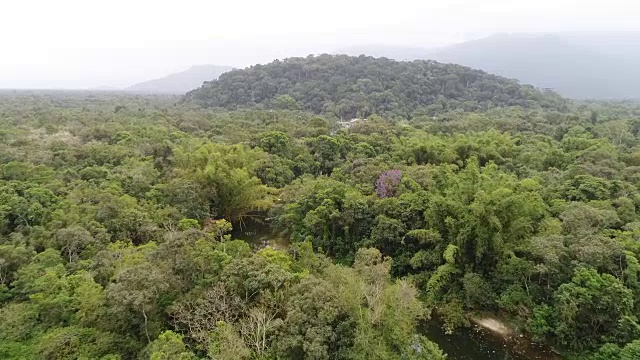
[
  {"x1": 551, "y1": 268, "x2": 636, "y2": 349},
  {"x1": 185, "y1": 54, "x2": 567, "y2": 118},
  {"x1": 276, "y1": 277, "x2": 354, "y2": 359}
]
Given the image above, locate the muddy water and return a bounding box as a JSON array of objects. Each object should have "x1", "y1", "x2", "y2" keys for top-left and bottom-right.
[
  {"x1": 230, "y1": 217, "x2": 288, "y2": 249},
  {"x1": 421, "y1": 317, "x2": 561, "y2": 360}
]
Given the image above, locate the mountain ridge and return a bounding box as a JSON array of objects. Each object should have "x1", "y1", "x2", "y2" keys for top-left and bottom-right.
[
  {"x1": 125, "y1": 65, "x2": 234, "y2": 94},
  {"x1": 338, "y1": 32, "x2": 640, "y2": 99}
]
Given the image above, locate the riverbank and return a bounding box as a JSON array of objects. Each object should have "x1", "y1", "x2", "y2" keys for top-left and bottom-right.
[
  {"x1": 470, "y1": 316, "x2": 513, "y2": 336},
  {"x1": 421, "y1": 313, "x2": 562, "y2": 360},
  {"x1": 469, "y1": 314, "x2": 562, "y2": 360}
]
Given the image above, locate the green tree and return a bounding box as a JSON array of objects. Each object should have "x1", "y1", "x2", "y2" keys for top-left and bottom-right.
[
  {"x1": 148, "y1": 331, "x2": 197, "y2": 360},
  {"x1": 107, "y1": 262, "x2": 176, "y2": 343},
  {"x1": 552, "y1": 267, "x2": 637, "y2": 349}
]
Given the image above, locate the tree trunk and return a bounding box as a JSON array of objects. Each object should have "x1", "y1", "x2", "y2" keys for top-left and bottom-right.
[{"x1": 142, "y1": 307, "x2": 151, "y2": 344}]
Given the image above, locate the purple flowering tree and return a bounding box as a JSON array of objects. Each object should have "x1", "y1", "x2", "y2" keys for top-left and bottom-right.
[{"x1": 376, "y1": 170, "x2": 402, "y2": 198}]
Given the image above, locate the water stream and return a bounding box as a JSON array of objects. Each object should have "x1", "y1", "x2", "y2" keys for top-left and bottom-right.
[
  {"x1": 230, "y1": 217, "x2": 286, "y2": 249},
  {"x1": 421, "y1": 317, "x2": 561, "y2": 360}
]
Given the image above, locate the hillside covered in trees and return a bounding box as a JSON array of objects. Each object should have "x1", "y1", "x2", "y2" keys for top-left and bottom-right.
[{"x1": 185, "y1": 55, "x2": 567, "y2": 118}]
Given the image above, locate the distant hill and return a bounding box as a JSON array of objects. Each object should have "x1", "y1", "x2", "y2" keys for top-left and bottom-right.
[
  {"x1": 185, "y1": 54, "x2": 567, "y2": 118},
  {"x1": 126, "y1": 65, "x2": 234, "y2": 94},
  {"x1": 339, "y1": 33, "x2": 640, "y2": 99}
]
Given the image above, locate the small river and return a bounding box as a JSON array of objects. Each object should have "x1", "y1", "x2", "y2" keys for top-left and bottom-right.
[
  {"x1": 421, "y1": 317, "x2": 561, "y2": 360},
  {"x1": 231, "y1": 217, "x2": 283, "y2": 248}
]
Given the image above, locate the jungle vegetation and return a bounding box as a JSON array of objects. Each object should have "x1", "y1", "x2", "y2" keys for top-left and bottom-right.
[{"x1": 2, "y1": 56, "x2": 640, "y2": 359}]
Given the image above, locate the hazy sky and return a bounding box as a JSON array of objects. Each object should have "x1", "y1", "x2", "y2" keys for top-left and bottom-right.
[{"x1": 2, "y1": 0, "x2": 640, "y2": 89}]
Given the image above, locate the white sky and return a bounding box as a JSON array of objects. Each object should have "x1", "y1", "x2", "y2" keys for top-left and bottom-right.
[{"x1": 1, "y1": 0, "x2": 640, "y2": 89}]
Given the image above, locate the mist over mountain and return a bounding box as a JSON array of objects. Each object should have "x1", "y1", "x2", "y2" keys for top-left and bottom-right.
[
  {"x1": 125, "y1": 65, "x2": 234, "y2": 94},
  {"x1": 88, "y1": 85, "x2": 122, "y2": 92},
  {"x1": 339, "y1": 32, "x2": 640, "y2": 99}
]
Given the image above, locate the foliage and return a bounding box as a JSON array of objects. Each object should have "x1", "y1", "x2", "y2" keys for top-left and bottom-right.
[
  {"x1": 2, "y1": 83, "x2": 640, "y2": 358},
  {"x1": 185, "y1": 54, "x2": 567, "y2": 118}
]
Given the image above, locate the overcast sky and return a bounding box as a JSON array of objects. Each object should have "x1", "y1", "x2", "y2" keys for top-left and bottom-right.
[{"x1": 2, "y1": 0, "x2": 640, "y2": 89}]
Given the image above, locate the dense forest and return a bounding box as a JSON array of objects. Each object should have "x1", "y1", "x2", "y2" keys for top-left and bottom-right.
[
  {"x1": 2, "y1": 56, "x2": 640, "y2": 360},
  {"x1": 185, "y1": 55, "x2": 567, "y2": 119}
]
